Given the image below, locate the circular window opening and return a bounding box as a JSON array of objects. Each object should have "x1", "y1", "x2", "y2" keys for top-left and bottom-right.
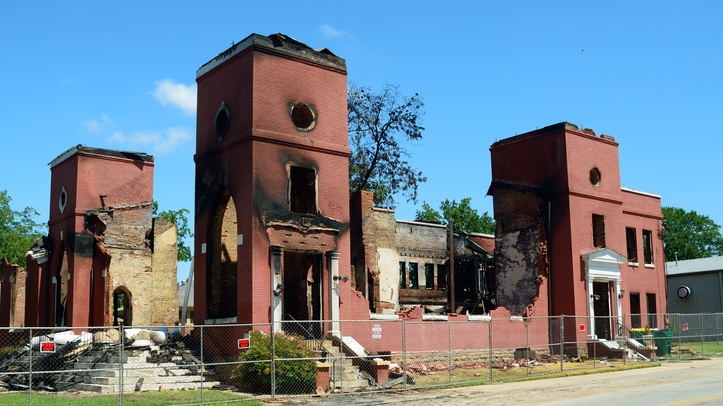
[
  {"x1": 59, "y1": 186, "x2": 67, "y2": 214},
  {"x1": 290, "y1": 101, "x2": 316, "y2": 131},
  {"x1": 589, "y1": 167, "x2": 601, "y2": 187},
  {"x1": 215, "y1": 101, "x2": 230, "y2": 141}
]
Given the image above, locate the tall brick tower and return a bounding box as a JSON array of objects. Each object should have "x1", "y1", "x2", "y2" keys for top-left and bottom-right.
[{"x1": 193, "y1": 34, "x2": 352, "y2": 339}]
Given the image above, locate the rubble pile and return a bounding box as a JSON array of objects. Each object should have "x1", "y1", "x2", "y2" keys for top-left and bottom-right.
[
  {"x1": 399, "y1": 353, "x2": 564, "y2": 376},
  {"x1": 0, "y1": 338, "x2": 93, "y2": 391},
  {"x1": 0, "y1": 329, "x2": 215, "y2": 393}
]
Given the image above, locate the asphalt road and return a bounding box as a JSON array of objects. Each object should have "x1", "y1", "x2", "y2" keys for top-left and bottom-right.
[{"x1": 281, "y1": 359, "x2": 723, "y2": 405}]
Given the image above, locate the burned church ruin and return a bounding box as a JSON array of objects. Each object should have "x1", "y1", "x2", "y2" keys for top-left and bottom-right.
[{"x1": 22, "y1": 146, "x2": 178, "y2": 328}]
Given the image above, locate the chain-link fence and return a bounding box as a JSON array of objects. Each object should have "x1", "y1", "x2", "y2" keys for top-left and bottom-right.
[{"x1": 1, "y1": 313, "x2": 722, "y2": 404}]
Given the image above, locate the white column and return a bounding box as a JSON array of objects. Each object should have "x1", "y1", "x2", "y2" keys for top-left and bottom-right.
[
  {"x1": 587, "y1": 278, "x2": 596, "y2": 339},
  {"x1": 271, "y1": 246, "x2": 283, "y2": 333},
  {"x1": 328, "y1": 250, "x2": 341, "y2": 338}
]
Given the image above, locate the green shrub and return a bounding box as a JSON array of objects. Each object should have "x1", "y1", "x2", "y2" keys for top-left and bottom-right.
[{"x1": 236, "y1": 331, "x2": 317, "y2": 394}]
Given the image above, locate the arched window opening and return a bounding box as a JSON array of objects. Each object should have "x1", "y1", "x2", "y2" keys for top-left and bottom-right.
[
  {"x1": 55, "y1": 248, "x2": 69, "y2": 327},
  {"x1": 113, "y1": 287, "x2": 132, "y2": 326},
  {"x1": 207, "y1": 189, "x2": 238, "y2": 320}
]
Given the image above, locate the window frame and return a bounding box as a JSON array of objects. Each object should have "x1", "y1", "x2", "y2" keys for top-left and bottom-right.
[
  {"x1": 592, "y1": 214, "x2": 606, "y2": 248},
  {"x1": 626, "y1": 227, "x2": 638, "y2": 265},
  {"x1": 642, "y1": 229, "x2": 654, "y2": 267},
  {"x1": 408, "y1": 262, "x2": 419, "y2": 289},
  {"x1": 289, "y1": 166, "x2": 318, "y2": 215}
]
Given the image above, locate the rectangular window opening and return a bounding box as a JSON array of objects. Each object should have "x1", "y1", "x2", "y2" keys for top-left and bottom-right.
[
  {"x1": 437, "y1": 263, "x2": 448, "y2": 290},
  {"x1": 646, "y1": 293, "x2": 657, "y2": 328},
  {"x1": 592, "y1": 214, "x2": 606, "y2": 248},
  {"x1": 399, "y1": 262, "x2": 406, "y2": 289},
  {"x1": 408, "y1": 263, "x2": 419, "y2": 289},
  {"x1": 424, "y1": 264, "x2": 435, "y2": 290},
  {"x1": 626, "y1": 227, "x2": 638, "y2": 263},
  {"x1": 630, "y1": 292, "x2": 641, "y2": 329},
  {"x1": 290, "y1": 166, "x2": 317, "y2": 214},
  {"x1": 643, "y1": 229, "x2": 653, "y2": 265}
]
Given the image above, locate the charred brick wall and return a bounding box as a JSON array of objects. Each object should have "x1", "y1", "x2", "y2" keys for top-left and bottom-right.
[
  {"x1": 492, "y1": 188, "x2": 548, "y2": 316},
  {"x1": 0, "y1": 259, "x2": 26, "y2": 327}
]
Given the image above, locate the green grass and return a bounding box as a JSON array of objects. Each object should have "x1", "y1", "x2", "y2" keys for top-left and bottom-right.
[
  {"x1": 0, "y1": 389, "x2": 262, "y2": 406},
  {"x1": 672, "y1": 340, "x2": 723, "y2": 358},
  {"x1": 406, "y1": 359, "x2": 660, "y2": 388}
]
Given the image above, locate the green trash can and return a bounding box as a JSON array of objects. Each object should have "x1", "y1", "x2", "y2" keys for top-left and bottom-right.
[{"x1": 654, "y1": 329, "x2": 674, "y2": 356}]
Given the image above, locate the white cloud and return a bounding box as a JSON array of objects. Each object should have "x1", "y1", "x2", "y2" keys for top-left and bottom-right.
[
  {"x1": 320, "y1": 24, "x2": 350, "y2": 38},
  {"x1": 107, "y1": 126, "x2": 192, "y2": 154},
  {"x1": 152, "y1": 79, "x2": 197, "y2": 116},
  {"x1": 82, "y1": 114, "x2": 112, "y2": 134}
]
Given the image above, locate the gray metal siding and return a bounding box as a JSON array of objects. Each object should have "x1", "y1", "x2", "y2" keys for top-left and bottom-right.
[{"x1": 667, "y1": 271, "x2": 723, "y2": 314}]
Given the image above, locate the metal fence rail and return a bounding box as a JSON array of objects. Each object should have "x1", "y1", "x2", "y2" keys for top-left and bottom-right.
[{"x1": 1, "y1": 313, "x2": 721, "y2": 404}]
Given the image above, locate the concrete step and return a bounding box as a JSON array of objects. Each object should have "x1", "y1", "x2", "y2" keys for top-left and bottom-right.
[
  {"x1": 89, "y1": 374, "x2": 210, "y2": 385},
  {"x1": 330, "y1": 378, "x2": 370, "y2": 390},
  {"x1": 74, "y1": 380, "x2": 220, "y2": 394}
]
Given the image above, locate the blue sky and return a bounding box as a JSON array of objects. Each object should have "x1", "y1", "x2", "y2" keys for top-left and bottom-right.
[{"x1": 2, "y1": 2, "x2": 722, "y2": 280}]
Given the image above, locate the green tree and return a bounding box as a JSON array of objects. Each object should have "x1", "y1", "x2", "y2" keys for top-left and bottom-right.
[
  {"x1": 153, "y1": 202, "x2": 193, "y2": 262},
  {"x1": 348, "y1": 82, "x2": 426, "y2": 208},
  {"x1": 415, "y1": 201, "x2": 444, "y2": 224},
  {"x1": 662, "y1": 206, "x2": 723, "y2": 261},
  {"x1": 415, "y1": 197, "x2": 495, "y2": 234},
  {"x1": 0, "y1": 190, "x2": 46, "y2": 269}
]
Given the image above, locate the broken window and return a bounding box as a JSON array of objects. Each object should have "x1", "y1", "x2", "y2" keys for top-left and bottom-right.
[
  {"x1": 290, "y1": 166, "x2": 317, "y2": 214},
  {"x1": 424, "y1": 264, "x2": 434, "y2": 290},
  {"x1": 642, "y1": 229, "x2": 653, "y2": 265},
  {"x1": 626, "y1": 227, "x2": 638, "y2": 263},
  {"x1": 646, "y1": 293, "x2": 657, "y2": 328},
  {"x1": 399, "y1": 262, "x2": 406, "y2": 289},
  {"x1": 630, "y1": 292, "x2": 641, "y2": 328},
  {"x1": 408, "y1": 263, "x2": 419, "y2": 289},
  {"x1": 592, "y1": 214, "x2": 606, "y2": 248}
]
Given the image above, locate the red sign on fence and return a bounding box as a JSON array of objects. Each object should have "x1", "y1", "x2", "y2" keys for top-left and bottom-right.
[
  {"x1": 238, "y1": 338, "x2": 250, "y2": 349},
  {"x1": 579, "y1": 324, "x2": 586, "y2": 332},
  {"x1": 682, "y1": 323, "x2": 689, "y2": 331},
  {"x1": 40, "y1": 341, "x2": 56, "y2": 353}
]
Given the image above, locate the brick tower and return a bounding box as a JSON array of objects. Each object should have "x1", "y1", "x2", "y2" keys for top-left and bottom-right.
[{"x1": 193, "y1": 34, "x2": 354, "y2": 340}]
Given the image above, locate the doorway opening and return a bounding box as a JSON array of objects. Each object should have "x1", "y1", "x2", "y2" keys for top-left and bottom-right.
[
  {"x1": 593, "y1": 281, "x2": 611, "y2": 340},
  {"x1": 283, "y1": 251, "x2": 322, "y2": 339}
]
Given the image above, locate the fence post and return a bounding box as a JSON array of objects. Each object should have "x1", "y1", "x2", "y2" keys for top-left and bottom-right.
[
  {"x1": 488, "y1": 318, "x2": 493, "y2": 382},
  {"x1": 270, "y1": 321, "x2": 276, "y2": 399},
  {"x1": 447, "y1": 320, "x2": 452, "y2": 384},
  {"x1": 402, "y1": 319, "x2": 407, "y2": 391},
  {"x1": 622, "y1": 317, "x2": 627, "y2": 366},
  {"x1": 119, "y1": 324, "x2": 124, "y2": 406},
  {"x1": 28, "y1": 327, "x2": 33, "y2": 405},
  {"x1": 678, "y1": 314, "x2": 682, "y2": 362},
  {"x1": 559, "y1": 315, "x2": 564, "y2": 373},
  {"x1": 339, "y1": 320, "x2": 344, "y2": 393},
  {"x1": 525, "y1": 318, "x2": 530, "y2": 376},
  {"x1": 200, "y1": 325, "x2": 204, "y2": 404},
  {"x1": 700, "y1": 313, "x2": 705, "y2": 356}
]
